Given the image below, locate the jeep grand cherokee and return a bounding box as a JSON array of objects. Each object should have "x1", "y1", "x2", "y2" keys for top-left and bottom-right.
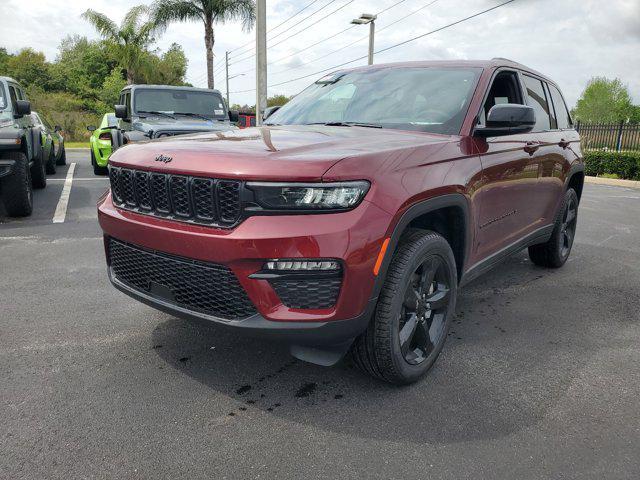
[{"x1": 98, "y1": 59, "x2": 583, "y2": 384}]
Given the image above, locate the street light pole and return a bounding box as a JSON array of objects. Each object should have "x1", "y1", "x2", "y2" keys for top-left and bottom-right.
[
  {"x1": 368, "y1": 20, "x2": 375, "y2": 65},
  {"x1": 225, "y1": 51, "x2": 230, "y2": 107},
  {"x1": 256, "y1": 0, "x2": 267, "y2": 126},
  {"x1": 351, "y1": 14, "x2": 377, "y2": 65}
]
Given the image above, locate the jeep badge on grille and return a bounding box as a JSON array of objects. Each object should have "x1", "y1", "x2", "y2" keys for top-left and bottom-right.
[{"x1": 155, "y1": 154, "x2": 173, "y2": 163}]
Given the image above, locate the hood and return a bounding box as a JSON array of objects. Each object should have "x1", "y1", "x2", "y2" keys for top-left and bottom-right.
[
  {"x1": 132, "y1": 116, "x2": 233, "y2": 135},
  {"x1": 108, "y1": 125, "x2": 455, "y2": 181}
]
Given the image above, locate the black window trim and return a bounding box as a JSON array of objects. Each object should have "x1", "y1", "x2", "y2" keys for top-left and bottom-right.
[
  {"x1": 473, "y1": 67, "x2": 526, "y2": 131},
  {"x1": 546, "y1": 82, "x2": 574, "y2": 131},
  {"x1": 520, "y1": 72, "x2": 555, "y2": 133}
]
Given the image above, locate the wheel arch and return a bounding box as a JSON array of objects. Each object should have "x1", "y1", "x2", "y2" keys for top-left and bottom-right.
[
  {"x1": 371, "y1": 194, "x2": 471, "y2": 299},
  {"x1": 566, "y1": 165, "x2": 585, "y2": 202}
]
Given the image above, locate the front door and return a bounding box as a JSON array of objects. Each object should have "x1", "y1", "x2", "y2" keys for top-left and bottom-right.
[{"x1": 473, "y1": 70, "x2": 547, "y2": 261}]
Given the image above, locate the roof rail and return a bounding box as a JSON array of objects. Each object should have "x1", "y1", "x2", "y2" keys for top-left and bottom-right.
[{"x1": 491, "y1": 57, "x2": 517, "y2": 63}]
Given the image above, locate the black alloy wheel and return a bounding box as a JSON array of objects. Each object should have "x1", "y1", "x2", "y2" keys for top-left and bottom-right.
[{"x1": 399, "y1": 256, "x2": 451, "y2": 365}]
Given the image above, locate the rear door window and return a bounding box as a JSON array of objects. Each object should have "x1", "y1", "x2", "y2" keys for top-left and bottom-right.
[
  {"x1": 522, "y1": 75, "x2": 552, "y2": 131},
  {"x1": 548, "y1": 84, "x2": 572, "y2": 129}
]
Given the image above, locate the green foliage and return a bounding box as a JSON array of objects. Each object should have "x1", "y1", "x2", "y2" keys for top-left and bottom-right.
[
  {"x1": 267, "y1": 94, "x2": 291, "y2": 107},
  {"x1": 584, "y1": 151, "x2": 640, "y2": 180},
  {"x1": 3, "y1": 48, "x2": 53, "y2": 89},
  {"x1": 573, "y1": 77, "x2": 637, "y2": 123},
  {"x1": 147, "y1": 43, "x2": 189, "y2": 85},
  {"x1": 100, "y1": 68, "x2": 128, "y2": 107}
]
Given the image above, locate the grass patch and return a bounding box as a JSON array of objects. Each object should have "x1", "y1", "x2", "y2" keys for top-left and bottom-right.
[{"x1": 65, "y1": 141, "x2": 90, "y2": 149}]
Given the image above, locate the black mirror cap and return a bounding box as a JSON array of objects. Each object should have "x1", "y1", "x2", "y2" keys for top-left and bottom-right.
[
  {"x1": 475, "y1": 104, "x2": 535, "y2": 137},
  {"x1": 228, "y1": 109, "x2": 239, "y2": 123},
  {"x1": 14, "y1": 100, "x2": 31, "y2": 117},
  {"x1": 87, "y1": 125, "x2": 97, "y2": 132},
  {"x1": 114, "y1": 104, "x2": 128, "y2": 120},
  {"x1": 54, "y1": 125, "x2": 62, "y2": 132},
  {"x1": 262, "y1": 105, "x2": 281, "y2": 121}
]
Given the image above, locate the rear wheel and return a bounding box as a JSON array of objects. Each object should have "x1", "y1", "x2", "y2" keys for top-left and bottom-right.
[
  {"x1": 46, "y1": 145, "x2": 57, "y2": 174},
  {"x1": 31, "y1": 146, "x2": 47, "y2": 189},
  {"x1": 56, "y1": 146, "x2": 67, "y2": 166},
  {"x1": 92, "y1": 149, "x2": 108, "y2": 176},
  {"x1": 351, "y1": 230, "x2": 457, "y2": 384},
  {"x1": 1, "y1": 151, "x2": 33, "y2": 217},
  {"x1": 528, "y1": 188, "x2": 578, "y2": 268}
]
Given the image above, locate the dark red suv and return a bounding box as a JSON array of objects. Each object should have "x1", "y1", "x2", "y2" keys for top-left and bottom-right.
[{"x1": 98, "y1": 59, "x2": 583, "y2": 384}]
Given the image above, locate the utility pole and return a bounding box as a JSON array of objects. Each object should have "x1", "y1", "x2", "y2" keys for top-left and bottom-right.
[
  {"x1": 351, "y1": 14, "x2": 377, "y2": 65},
  {"x1": 225, "y1": 51, "x2": 230, "y2": 108},
  {"x1": 256, "y1": 0, "x2": 267, "y2": 125}
]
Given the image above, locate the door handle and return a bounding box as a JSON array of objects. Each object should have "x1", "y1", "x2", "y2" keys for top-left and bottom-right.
[
  {"x1": 558, "y1": 139, "x2": 570, "y2": 149},
  {"x1": 524, "y1": 141, "x2": 540, "y2": 155}
]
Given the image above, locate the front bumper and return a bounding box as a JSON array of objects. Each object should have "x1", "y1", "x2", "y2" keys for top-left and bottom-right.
[{"x1": 98, "y1": 190, "x2": 391, "y2": 339}]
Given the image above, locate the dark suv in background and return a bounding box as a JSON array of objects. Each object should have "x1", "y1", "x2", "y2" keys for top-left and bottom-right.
[
  {"x1": 112, "y1": 84, "x2": 238, "y2": 146},
  {"x1": 0, "y1": 76, "x2": 49, "y2": 217},
  {"x1": 99, "y1": 59, "x2": 583, "y2": 384}
]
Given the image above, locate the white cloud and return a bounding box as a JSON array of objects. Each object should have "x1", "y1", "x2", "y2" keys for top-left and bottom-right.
[{"x1": 1, "y1": 0, "x2": 639, "y2": 108}]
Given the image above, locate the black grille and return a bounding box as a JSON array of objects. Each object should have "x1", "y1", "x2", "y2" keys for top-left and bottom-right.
[
  {"x1": 108, "y1": 238, "x2": 257, "y2": 320},
  {"x1": 270, "y1": 277, "x2": 342, "y2": 310},
  {"x1": 109, "y1": 167, "x2": 242, "y2": 227}
]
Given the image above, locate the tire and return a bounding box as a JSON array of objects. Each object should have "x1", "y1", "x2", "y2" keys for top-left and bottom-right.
[
  {"x1": 528, "y1": 188, "x2": 579, "y2": 268},
  {"x1": 351, "y1": 230, "x2": 458, "y2": 384},
  {"x1": 56, "y1": 146, "x2": 66, "y2": 166},
  {"x1": 31, "y1": 146, "x2": 47, "y2": 189},
  {"x1": 46, "y1": 145, "x2": 57, "y2": 174},
  {"x1": 92, "y1": 149, "x2": 108, "y2": 176},
  {"x1": 0, "y1": 151, "x2": 33, "y2": 217}
]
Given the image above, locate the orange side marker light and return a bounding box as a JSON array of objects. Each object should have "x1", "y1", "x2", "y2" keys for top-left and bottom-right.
[{"x1": 373, "y1": 238, "x2": 390, "y2": 276}]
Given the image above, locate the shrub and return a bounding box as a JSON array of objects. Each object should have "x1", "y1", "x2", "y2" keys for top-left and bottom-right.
[{"x1": 583, "y1": 151, "x2": 640, "y2": 180}]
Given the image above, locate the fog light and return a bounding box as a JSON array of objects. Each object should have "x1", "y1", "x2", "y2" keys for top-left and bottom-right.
[{"x1": 264, "y1": 259, "x2": 341, "y2": 271}]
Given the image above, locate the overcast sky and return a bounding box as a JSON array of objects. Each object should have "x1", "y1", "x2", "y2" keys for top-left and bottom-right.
[{"x1": 1, "y1": 0, "x2": 638, "y2": 108}]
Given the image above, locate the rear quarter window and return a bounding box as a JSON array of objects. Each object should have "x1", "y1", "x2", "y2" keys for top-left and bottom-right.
[{"x1": 549, "y1": 84, "x2": 572, "y2": 129}]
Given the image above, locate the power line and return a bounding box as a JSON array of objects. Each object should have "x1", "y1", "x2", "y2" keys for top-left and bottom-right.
[
  {"x1": 270, "y1": 0, "x2": 440, "y2": 77},
  {"x1": 231, "y1": 0, "x2": 353, "y2": 64},
  {"x1": 228, "y1": 0, "x2": 411, "y2": 77},
  {"x1": 229, "y1": 0, "x2": 517, "y2": 94},
  {"x1": 229, "y1": 0, "x2": 323, "y2": 54}
]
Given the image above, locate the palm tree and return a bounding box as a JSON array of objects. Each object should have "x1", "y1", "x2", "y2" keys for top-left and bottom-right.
[
  {"x1": 82, "y1": 6, "x2": 163, "y2": 84},
  {"x1": 152, "y1": 0, "x2": 255, "y2": 90}
]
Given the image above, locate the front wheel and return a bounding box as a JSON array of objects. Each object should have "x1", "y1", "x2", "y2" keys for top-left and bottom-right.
[
  {"x1": 351, "y1": 230, "x2": 457, "y2": 384},
  {"x1": 0, "y1": 151, "x2": 33, "y2": 217},
  {"x1": 31, "y1": 147, "x2": 47, "y2": 189},
  {"x1": 528, "y1": 188, "x2": 579, "y2": 268},
  {"x1": 56, "y1": 145, "x2": 66, "y2": 166}
]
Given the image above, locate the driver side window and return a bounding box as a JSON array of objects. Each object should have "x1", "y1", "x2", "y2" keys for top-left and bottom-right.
[{"x1": 479, "y1": 71, "x2": 524, "y2": 125}]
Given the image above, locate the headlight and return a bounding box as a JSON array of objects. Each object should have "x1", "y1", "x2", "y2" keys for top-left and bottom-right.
[{"x1": 247, "y1": 181, "x2": 370, "y2": 211}]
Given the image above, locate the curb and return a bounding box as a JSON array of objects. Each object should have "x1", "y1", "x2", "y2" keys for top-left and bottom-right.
[{"x1": 585, "y1": 176, "x2": 640, "y2": 189}]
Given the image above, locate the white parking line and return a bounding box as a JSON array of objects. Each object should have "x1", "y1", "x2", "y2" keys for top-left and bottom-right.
[
  {"x1": 47, "y1": 177, "x2": 108, "y2": 182},
  {"x1": 52, "y1": 163, "x2": 76, "y2": 224}
]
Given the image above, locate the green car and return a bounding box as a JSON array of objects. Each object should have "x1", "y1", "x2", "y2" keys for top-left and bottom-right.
[
  {"x1": 31, "y1": 111, "x2": 66, "y2": 175},
  {"x1": 88, "y1": 113, "x2": 117, "y2": 175}
]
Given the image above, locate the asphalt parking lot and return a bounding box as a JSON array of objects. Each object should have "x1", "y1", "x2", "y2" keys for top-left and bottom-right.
[{"x1": 1, "y1": 150, "x2": 639, "y2": 479}]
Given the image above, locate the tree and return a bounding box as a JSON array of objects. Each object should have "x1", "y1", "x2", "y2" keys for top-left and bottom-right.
[
  {"x1": 82, "y1": 6, "x2": 164, "y2": 84},
  {"x1": 573, "y1": 77, "x2": 636, "y2": 123},
  {"x1": 150, "y1": 43, "x2": 189, "y2": 85},
  {"x1": 4, "y1": 48, "x2": 53, "y2": 89},
  {"x1": 152, "y1": 0, "x2": 255, "y2": 90},
  {"x1": 267, "y1": 94, "x2": 291, "y2": 107}
]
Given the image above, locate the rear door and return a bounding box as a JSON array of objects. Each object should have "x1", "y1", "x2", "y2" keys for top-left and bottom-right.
[
  {"x1": 474, "y1": 69, "x2": 546, "y2": 260},
  {"x1": 521, "y1": 74, "x2": 567, "y2": 224}
]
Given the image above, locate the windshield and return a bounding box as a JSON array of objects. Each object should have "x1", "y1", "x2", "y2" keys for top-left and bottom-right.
[
  {"x1": 266, "y1": 67, "x2": 481, "y2": 135},
  {"x1": 133, "y1": 89, "x2": 227, "y2": 120}
]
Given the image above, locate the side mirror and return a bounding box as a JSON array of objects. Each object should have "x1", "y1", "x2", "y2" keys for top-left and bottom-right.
[
  {"x1": 87, "y1": 125, "x2": 97, "y2": 132},
  {"x1": 263, "y1": 105, "x2": 281, "y2": 120},
  {"x1": 54, "y1": 125, "x2": 62, "y2": 132},
  {"x1": 114, "y1": 104, "x2": 128, "y2": 120},
  {"x1": 228, "y1": 109, "x2": 239, "y2": 123},
  {"x1": 14, "y1": 100, "x2": 31, "y2": 117},
  {"x1": 474, "y1": 104, "x2": 535, "y2": 137}
]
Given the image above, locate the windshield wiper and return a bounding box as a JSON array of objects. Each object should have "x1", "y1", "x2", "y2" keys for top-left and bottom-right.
[
  {"x1": 137, "y1": 110, "x2": 176, "y2": 119},
  {"x1": 305, "y1": 121, "x2": 382, "y2": 129},
  {"x1": 174, "y1": 112, "x2": 212, "y2": 121}
]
